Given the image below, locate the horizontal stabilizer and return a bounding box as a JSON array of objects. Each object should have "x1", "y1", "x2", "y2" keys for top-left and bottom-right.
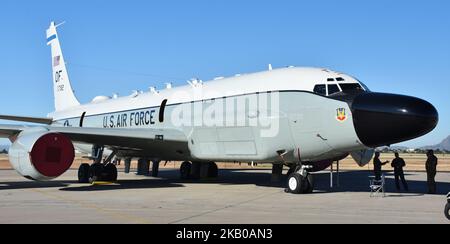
[{"x1": 0, "y1": 115, "x2": 53, "y2": 125}]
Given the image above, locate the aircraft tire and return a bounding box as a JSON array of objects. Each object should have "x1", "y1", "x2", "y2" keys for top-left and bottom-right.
[
  {"x1": 89, "y1": 163, "x2": 103, "y2": 183},
  {"x1": 180, "y1": 162, "x2": 192, "y2": 180},
  {"x1": 445, "y1": 203, "x2": 450, "y2": 220},
  {"x1": 287, "y1": 173, "x2": 304, "y2": 194},
  {"x1": 190, "y1": 162, "x2": 201, "y2": 180},
  {"x1": 78, "y1": 164, "x2": 91, "y2": 183},
  {"x1": 207, "y1": 162, "x2": 219, "y2": 178},
  {"x1": 303, "y1": 174, "x2": 314, "y2": 194},
  {"x1": 103, "y1": 164, "x2": 118, "y2": 182}
]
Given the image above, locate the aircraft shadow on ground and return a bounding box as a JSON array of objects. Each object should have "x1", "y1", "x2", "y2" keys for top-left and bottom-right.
[
  {"x1": 0, "y1": 181, "x2": 76, "y2": 191},
  {"x1": 62, "y1": 169, "x2": 450, "y2": 195},
  {"x1": 59, "y1": 179, "x2": 184, "y2": 192},
  {"x1": 310, "y1": 170, "x2": 449, "y2": 196},
  {"x1": 0, "y1": 169, "x2": 448, "y2": 195}
]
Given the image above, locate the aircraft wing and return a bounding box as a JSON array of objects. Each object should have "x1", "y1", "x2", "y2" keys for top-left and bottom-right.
[
  {"x1": 0, "y1": 125, "x2": 190, "y2": 158},
  {"x1": 0, "y1": 115, "x2": 53, "y2": 124},
  {"x1": 51, "y1": 126, "x2": 188, "y2": 151},
  {"x1": 0, "y1": 125, "x2": 31, "y2": 137}
]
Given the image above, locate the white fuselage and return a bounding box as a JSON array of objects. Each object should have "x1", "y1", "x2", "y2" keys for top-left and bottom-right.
[{"x1": 49, "y1": 67, "x2": 367, "y2": 163}]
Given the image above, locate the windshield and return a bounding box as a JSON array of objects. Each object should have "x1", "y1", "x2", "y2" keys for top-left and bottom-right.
[
  {"x1": 358, "y1": 81, "x2": 371, "y2": 92},
  {"x1": 350, "y1": 77, "x2": 371, "y2": 92},
  {"x1": 328, "y1": 84, "x2": 341, "y2": 95},
  {"x1": 339, "y1": 83, "x2": 364, "y2": 92}
]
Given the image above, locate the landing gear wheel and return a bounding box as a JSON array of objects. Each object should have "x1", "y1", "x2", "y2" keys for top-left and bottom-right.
[
  {"x1": 103, "y1": 164, "x2": 118, "y2": 182},
  {"x1": 190, "y1": 162, "x2": 201, "y2": 180},
  {"x1": 78, "y1": 164, "x2": 91, "y2": 183},
  {"x1": 180, "y1": 162, "x2": 192, "y2": 180},
  {"x1": 207, "y1": 162, "x2": 219, "y2": 178},
  {"x1": 287, "y1": 173, "x2": 304, "y2": 194},
  {"x1": 304, "y1": 174, "x2": 314, "y2": 194},
  {"x1": 445, "y1": 203, "x2": 450, "y2": 220},
  {"x1": 89, "y1": 163, "x2": 103, "y2": 183}
]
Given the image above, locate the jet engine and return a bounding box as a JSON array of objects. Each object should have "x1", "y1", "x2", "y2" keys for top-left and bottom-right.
[{"x1": 8, "y1": 128, "x2": 75, "y2": 181}]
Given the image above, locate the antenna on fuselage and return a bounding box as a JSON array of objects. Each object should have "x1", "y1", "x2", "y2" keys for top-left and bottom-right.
[
  {"x1": 187, "y1": 78, "x2": 203, "y2": 88},
  {"x1": 149, "y1": 86, "x2": 159, "y2": 94},
  {"x1": 268, "y1": 64, "x2": 273, "y2": 71},
  {"x1": 55, "y1": 21, "x2": 66, "y2": 28}
]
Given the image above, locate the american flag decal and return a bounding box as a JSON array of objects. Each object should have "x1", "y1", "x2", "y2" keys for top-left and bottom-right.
[{"x1": 53, "y1": 56, "x2": 61, "y2": 67}]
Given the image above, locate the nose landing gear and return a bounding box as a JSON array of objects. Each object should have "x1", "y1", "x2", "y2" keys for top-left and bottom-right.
[{"x1": 286, "y1": 165, "x2": 314, "y2": 194}]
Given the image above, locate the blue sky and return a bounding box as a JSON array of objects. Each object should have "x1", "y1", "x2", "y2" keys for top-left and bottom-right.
[{"x1": 1, "y1": 0, "x2": 449, "y2": 147}]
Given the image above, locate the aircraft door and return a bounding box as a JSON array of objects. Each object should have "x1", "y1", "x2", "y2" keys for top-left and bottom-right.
[{"x1": 288, "y1": 106, "x2": 333, "y2": 160}]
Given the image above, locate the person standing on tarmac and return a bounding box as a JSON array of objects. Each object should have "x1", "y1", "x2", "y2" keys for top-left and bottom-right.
[
  {"x1": 426, "y1": 150, "x2": 438, "y2": 194},
  {"x1": 391, "y1": 152, "x2": 409, "y2": 192},
  {"x1": 373, "y1": 152, "x2": 389, "y2": 181}
]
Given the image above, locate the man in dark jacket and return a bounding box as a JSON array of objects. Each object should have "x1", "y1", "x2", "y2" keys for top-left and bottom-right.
[
  {"x1": 373, "y1": 152, "x2": 389, "y2": 181},
  {"x1": 426, "y1": 150, "x2": 438, "y2": 194},
  {"x1": 391, "y1": 152, "x2": 409, "y2": 191}
]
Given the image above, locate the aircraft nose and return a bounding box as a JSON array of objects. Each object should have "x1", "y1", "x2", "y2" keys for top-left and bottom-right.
[{"x1": 351, "y1": 92, "x2": 439, "y2": 148}]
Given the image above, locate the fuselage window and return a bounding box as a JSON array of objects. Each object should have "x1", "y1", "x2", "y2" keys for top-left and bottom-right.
[
  {"x1": 313, "y1": 84, "x2": 327, "y2": 96},
  {"x1": 159, "y1": 99, "x2": 168, "y2": 123},
  {"x1": 328, "y1": 84, "x2": 341, "y2": 95},
  {"x1": 339, "y1": 83, "x2": 364, "y2": 92}
]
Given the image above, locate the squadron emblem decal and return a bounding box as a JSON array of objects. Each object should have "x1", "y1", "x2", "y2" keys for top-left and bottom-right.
[{"x1": 336, "y1": 108, "x2": 347, "y2": 122}]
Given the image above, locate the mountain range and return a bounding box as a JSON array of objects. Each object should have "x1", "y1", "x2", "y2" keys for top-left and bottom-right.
[
  {"x1": 0, "y1": 144, "x2": 9, "y2": 153},
  {"x1": 421, "y1": 136, "x2": 450, "y2": 151}
]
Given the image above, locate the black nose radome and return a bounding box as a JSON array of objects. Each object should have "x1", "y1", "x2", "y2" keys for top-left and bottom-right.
[{"x1": 352, "y1": 92, "x2": 439, "y2": 148}]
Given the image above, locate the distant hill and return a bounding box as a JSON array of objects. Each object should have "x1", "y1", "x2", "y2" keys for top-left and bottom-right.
[
  {"x1": 377, "y1": 145, "x2": 409, "y2": 152},
  {"x1": 0, "y1": 145, "x2": 9, "y2": 154},
  {"x1": 421, "y1": 136, "x2": 450, "y2": 151}
]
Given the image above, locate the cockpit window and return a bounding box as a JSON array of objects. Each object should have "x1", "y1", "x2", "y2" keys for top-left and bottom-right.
[
  {"x1": 313, "y1": 84, "x2": 326, "y2": 96},
  {"x1": 336, "y1": 77, "x2": 345, "y2": 82},
  {"x1": 328, "y1": 84, "x2": 341, "y2": 95},
  {"x1": 351, "y1": 77, "x2": 371, "y2": 92},
  {"x1": 358, "y1": 81, "x2": 371, "y2": 92},
  {"x1": 339, "y1": 83, "x2": 364, "y2": 92}
]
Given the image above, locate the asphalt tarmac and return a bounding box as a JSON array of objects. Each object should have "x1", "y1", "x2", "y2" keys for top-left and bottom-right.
[{"x1": 0, "y1": 168, "x2": 448, "y2": 224}]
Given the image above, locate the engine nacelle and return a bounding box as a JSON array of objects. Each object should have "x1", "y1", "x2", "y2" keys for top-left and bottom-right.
[{"x1": 9, "y1": 128, "x2": 75, "y2": 181}]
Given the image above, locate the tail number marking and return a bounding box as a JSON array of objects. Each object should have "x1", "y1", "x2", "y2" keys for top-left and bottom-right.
[{"x1": 55, "y1": 70, "x2": 65, "y2": 92}]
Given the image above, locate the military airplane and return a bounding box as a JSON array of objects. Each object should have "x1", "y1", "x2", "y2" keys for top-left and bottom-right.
[{"x1": 0, "y1": 22, "x2": 439, "y2": 194}]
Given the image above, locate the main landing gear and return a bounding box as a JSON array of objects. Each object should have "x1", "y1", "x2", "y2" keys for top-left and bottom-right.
[
  {"x1": 286, "y1": 165, "x2": 314, "y2": 194},
  {"x1": 78, "y1": 146, "x2": 118, "y2": 184},
  {"x1": 180, "y1": 161, "x2": 218, "y2": 180}
]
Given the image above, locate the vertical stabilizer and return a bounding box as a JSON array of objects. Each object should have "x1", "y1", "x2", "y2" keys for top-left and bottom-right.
[{"x1": 46, "y1": 22, "x2": 80, "y2": 111}]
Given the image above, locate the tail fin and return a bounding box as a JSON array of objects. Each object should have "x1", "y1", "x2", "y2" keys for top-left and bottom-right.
[{"x1": 46, "y1": 22, "x2": 80, "y2": 111}]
